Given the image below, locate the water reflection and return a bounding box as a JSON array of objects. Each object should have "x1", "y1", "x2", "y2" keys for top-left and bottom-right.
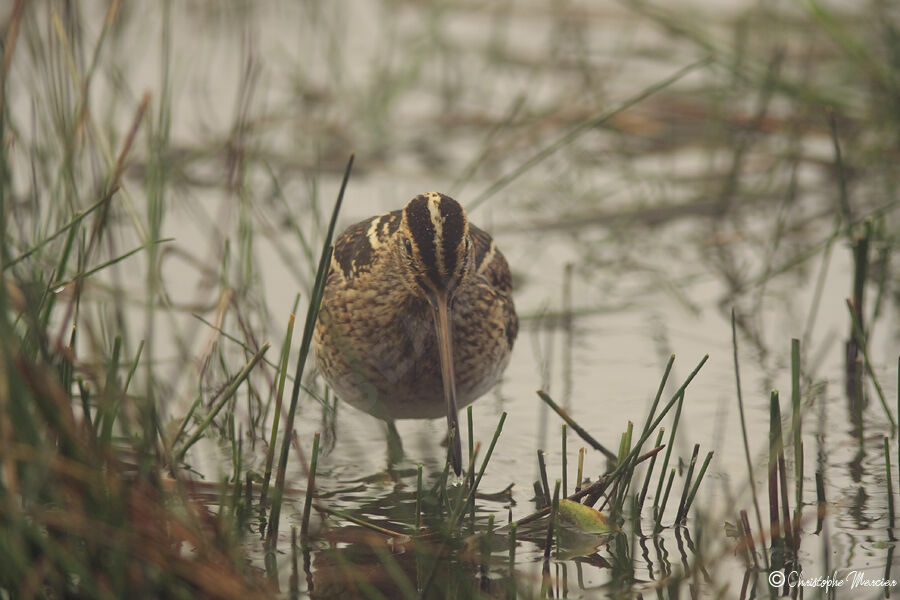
[{"x1": 9, "y1": 1, "x2": 898, "y2": 597}]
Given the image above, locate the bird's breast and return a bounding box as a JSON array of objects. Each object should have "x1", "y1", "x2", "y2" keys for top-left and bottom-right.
[{"x1": 314, "y1": 273, "x2": 514, "y2": 420}]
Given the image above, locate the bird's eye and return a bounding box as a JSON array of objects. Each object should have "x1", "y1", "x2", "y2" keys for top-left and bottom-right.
[{"x1": 403, "y1": 238, "x2": 413, "y2": 257}]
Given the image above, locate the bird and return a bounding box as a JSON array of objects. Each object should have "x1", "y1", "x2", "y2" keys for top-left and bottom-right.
[{"x1": 313, "y1": 192, "x2": 517, "y2": 475}]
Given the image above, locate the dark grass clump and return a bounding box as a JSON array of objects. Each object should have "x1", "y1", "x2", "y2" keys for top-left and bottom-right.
[
  {"x1": 0, "y1": 3, "x2": 272, "y2": 595},
  {"x1": 0, "y1": 215, "x2": 271, "y2": 597}
]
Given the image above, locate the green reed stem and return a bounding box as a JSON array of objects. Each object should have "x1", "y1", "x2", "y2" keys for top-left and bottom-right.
[
  {"x1": 416, "y1": 464, "x2": 423, "y2": 534},
  {"x1": 268, "y1": 154, "x2": 353, "y2": 553},
  {"x1": 846, "y1": 299, "x2": 895, "y2": 430},
  {"x1": 509, "y1": 521, "x2": 517, "y2": 579},
  {"x1": 815, "y1": 470, "x2": 826, "y2": 534},
  {"x1": 543, "y1": 480, "x2": 561, "y2": 561},
  {"x1": 192, "y1": 312, "x2": 308, "y2": 391},
  {"x1": 483, "y1": 514, "x2": 495, "y2": 570},
  {"x1": 122, "y1": 340, "x2": 144, "y2": 398},
  {"x1": 635, "y1": 354, "x2": 674, "y2": 459},
  {"x1": 791, "y1": 338, "x2": 802, "y2": 507},
  {"x1": 740, "y1": 510, "x2": 760, "y2": 570},
  {"x1": 314, "y1": 504, "x2": 406, "y2": 538},
  {"x1": 371, "y1": 543, "x2": 417, "y2": 599},
  {"x1": 562, "y1": 424, "x2": 568, "y2": 497},
  {"x1": 656, "y1": 468, "x2": 676, "y2": 531},
  {"x1": 4, "y1": 196, "x2": 108, "y2": 270},
  {"x1": 468, "y1": 405, "x2": 474, "y2": 474},
  {"x1": 615, "y1": 422, "x2": 634, "y2": 511},
  {"x1": 98, "y1": 335, "x2": 122, "y2": 446},
  {"x1": 290, "y1": 527, "x2": 299, "y2": 599},
  {"x1": 456, "y1": 411, "x2": 507, "y2": 524},
  {"x1": 514, "y1": 356, "x2": 707, "y2": 529},
  {"x1": 653, "y1": 393, "x2": 683, "y2": 518},
  {"x1": 778, "y1": 447, "x2": 795, "y2": 554},
  {"x1": 612, "y1": 355, "x2": 709, "y2": 497},
  {"x1": 469, "y1": 59, "x2": 709, "y2": 211},
  {"x1": 618, "y1": 422, "x2": 633, "y2": 465},
  {"x1": 261, "y1": 312, "x2": 295, "y2": 507},
  {"x1": 300, "y1": 432, "x2": 321, "y2": 543},
  {"x1": 175, "y1": 342, "x2": 270, "y2": 462},
  {"x1": 682, "y1": 451, "x2": 714, "y2": 521},
  {"x1": 537, "y1": 391, "x2": 618, "y2": 461},
  {"x1": 676, "y1": 444, "x2": 700, "y2": 523},
  {"x1": 732, "y1": 309, "x2": 770, "y2": 569},
  {"x1": 639, "y1": 428, "x2": 665, "y2": 511},
  {"x1": 769, "y1": 391, "x2": 783, "y2": 557},
  {"x1": 468, "y1": 405, "x2": 475, "y2": 523},
  {"x1": 885, "y1": 437, "x2": 895, "y2": 528},
  {"x1": 537, "y1": 450, "x2": 551, "y2": 508},
  {"x1": 231, "y1": 426, "x2": 243, "y2": 521},
  {"x1": 576, "y1": 447, "x2": 585, "y2": 494},
  {"x1": 421, "y1": 441, "x2": 498, "y2": 600},
  {"x1": 53, "y1": 238, "x2": 174, "y2": 289}
]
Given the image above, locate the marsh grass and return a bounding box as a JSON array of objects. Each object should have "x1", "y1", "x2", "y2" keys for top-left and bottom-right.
[{"x1": 1, "y1": 0, "x2": 899, "y2": 598}]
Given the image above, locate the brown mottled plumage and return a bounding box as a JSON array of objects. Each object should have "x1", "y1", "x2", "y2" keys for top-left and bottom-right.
[{"x1": 313, "y1": 192, "x2": 517, "y2": 474}]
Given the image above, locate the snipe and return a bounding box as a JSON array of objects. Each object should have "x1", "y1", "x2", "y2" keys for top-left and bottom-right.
[{"x1": 313, "y1": 192, "x2": 517, "y2": 475}]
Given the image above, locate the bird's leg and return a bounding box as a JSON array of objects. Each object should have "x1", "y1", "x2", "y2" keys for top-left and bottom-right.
[{"x1": 385, "y1": 420, "x2": 404, "y2": 471}]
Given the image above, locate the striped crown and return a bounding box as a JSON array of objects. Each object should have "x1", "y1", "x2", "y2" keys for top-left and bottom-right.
[{"x1": 401, "y1": 192, "x2": 470, "y2": 293}]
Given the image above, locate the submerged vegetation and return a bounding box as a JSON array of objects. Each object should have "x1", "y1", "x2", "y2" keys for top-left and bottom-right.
[{"x1": 1, "y1": 0, "x2": 898, "y2": 598}]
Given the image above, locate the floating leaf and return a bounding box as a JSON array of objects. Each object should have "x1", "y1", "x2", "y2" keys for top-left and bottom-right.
[{"x1": 558, "y1": 499, "x2": 616, "y2": 533}]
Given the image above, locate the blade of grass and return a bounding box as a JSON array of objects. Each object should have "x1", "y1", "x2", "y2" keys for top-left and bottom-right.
[
  {"x1": 300, "y1": 433, "x2": 320, "y2": 542},
  {"x1": 885, "y1": 437, "x2": 895, "y2": 529},
  {"x1": 537, "y1": 391, "x2": 618, "y2": 461},
  {"x1": 815, "y1": 470, "x2": 826, "y2": 534},
  {"x1": 267, "y1": 155, "x2": 353, "y2": 554},
  {"x1": 791, "y1": 338, "x2": 802, "y2": 507},
  {"x1": 740, "y1": 510, "x2": 760, "y2": 570},
  {"x1": 845, "y1": 299, "x2": 895, "y2": 429},
  {"x1": 777, "y1": 447, "x2": 794, "y2": 555},
  {"x1": 260, "y1": 312, "x2": 295, "y2": 507},
  {"x1": 537, "y1": 450, "x2": 551, "y2": 507},
  {"x1": 655, "y1": 468, "x2": 676, "y2": 532},
  {"x1": 634, "y1": 355, "x2": 675, "y2": 465},
  {"x1": 675, "y1": 444, "x2": 700, "y2": 523},
  {"x1": 769, "y1": 391, "x2": 784, "y2": 562},
  {"x1": 0, "y1": 0, "x2": 24, "y2": 118},
  {"x1": 732, "y1": 309, "x2": 770, "y2": 569},
  {"x1": 469, "y1": 58, "x2": 710, "y2": 211},
  {"x1": 543, "y1": 480, "x2": 561, "y2": 562},
  {"x1": 5, "y1": 197, "x2": 109, "y2": 271},
  {"x1": 653, "y1": 393, "x2": 683, "y2": 520},
  {"x1": 175, "y1": 342, "x2": 270, "y2": 462},
  {"x1": 415, "y1": 464, "x2": 423, "y2": 534},
  {"x1": 562, "y1": 424, "x2": 568, "y2": 497},
  {"x1": 682, "y1": 451, "x2": 714, "y2": 521},
  {"x1": 98, "y1": 335, "x2": 122, "y2": 446},
  {"x1": 459, "y1": 411, "x2": 507, "y2": 519},
  {"x1": 638, "y1": 428, "x2": 665, "y2": 512},
  {"x1": 576, "y1": 447, "x2": 585, "y2": 494},
  {"x1": 53, "y1": 238, "x2": 175, "y2": 288},
  {"x1": 122, "y1": 340, "x2": 144, "y2": 397}
]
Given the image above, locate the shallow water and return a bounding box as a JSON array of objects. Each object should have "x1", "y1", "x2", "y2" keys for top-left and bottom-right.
[{"x1": 9, "y1": 0, "x2": 899, "y2": 597}]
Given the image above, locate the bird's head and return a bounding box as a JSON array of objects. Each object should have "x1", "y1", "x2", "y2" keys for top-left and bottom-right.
[
  {"x1": 396, "y1": 192, "x2": 472, "y2": 475},
  {"x1": 396, "y1": 192, "x2": 473, "y2": 306}
]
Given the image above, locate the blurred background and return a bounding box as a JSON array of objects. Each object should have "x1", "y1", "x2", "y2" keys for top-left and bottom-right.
[{"x1": 3, "y1": 0, "x2": 898, "y2": 597}]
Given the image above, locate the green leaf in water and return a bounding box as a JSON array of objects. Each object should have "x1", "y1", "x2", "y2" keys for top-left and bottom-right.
[{"x1": 558, "y1": 499, "x2": 616, "y2": 533}]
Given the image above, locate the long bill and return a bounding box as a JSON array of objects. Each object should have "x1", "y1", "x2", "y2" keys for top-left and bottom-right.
[{"x1": 431, "y1": 289, "x2": 462, "y2": 476}]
